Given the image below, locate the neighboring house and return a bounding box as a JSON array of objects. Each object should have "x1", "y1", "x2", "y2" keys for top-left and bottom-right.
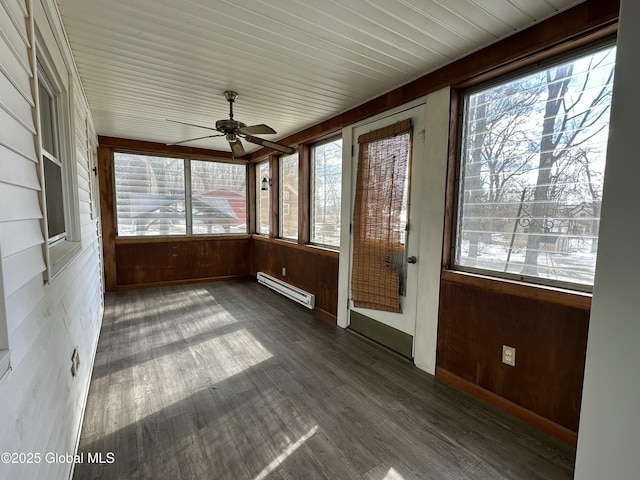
[
  {"x1": 281, "y1": 183, "x2": 298, "y2": 235},
  {"x1": 197, "y1": 189, "x2": 247, "y2": 233}
]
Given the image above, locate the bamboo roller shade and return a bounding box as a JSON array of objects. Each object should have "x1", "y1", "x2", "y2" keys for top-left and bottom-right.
[{"x1": 351, "y1": 119, "x2": 412, "y2": 313}]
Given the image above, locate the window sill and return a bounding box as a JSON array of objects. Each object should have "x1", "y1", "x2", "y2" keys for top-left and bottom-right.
[
  {"x1": 115, "y1": 234, "x2": 251, "y2": 245},
  {"x1": 49, "y1": 240, "x2": 82, "y2": 279},
  {"x1": 251, "y1": 235, "x2": 340, "y2": 259}
]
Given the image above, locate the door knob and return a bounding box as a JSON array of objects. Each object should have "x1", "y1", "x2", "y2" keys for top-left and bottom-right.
[{"x1": 407, "y1": 256, "x2": 417, "y2": 264}]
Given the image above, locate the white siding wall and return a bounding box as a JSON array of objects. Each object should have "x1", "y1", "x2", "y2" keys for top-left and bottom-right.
[{"x1": 0, "y1": 0, "x2": 103, "y2": 479}]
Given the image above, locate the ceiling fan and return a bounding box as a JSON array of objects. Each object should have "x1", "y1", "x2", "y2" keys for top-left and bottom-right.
[{"x1": 167, "y1": 91, "x2": 296, "y2": 156}]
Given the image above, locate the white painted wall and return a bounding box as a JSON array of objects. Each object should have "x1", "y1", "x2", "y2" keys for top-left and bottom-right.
[
  {"x1": 413, "y1": 87, "x2": 449, "y2": 374},
  {"x1": 0, "y1": 1, "x2": 103, "y2": 479},
  {"x1": 574, "y1": 1, "x2": 638, "y2": 478}
]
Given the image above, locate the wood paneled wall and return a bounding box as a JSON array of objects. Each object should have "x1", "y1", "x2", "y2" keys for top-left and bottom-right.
[
  {"x1": 98, "y1": 140, "x2": 253, "y2": 290},
  {"x1": 251, "y1": 237, "x2": 339, "y2": 318},
  {"x1": 431, "y1": 1, "x2": 618, "y2": 444},
  {"x1": 115, "y1": 237, "x2": 252, "y2": 288},
  {"x1": 437, "y1": 273, "x2": 591, "y2": 443}
]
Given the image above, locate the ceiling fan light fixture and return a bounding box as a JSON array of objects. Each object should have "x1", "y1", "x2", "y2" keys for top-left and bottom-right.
[{"x1": 169, "y1": 91, "x2": 293, "y2": 155}]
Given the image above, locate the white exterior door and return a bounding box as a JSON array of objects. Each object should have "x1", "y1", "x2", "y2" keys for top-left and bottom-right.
[{"x1": 345, "y1": 103, "x2": 426, "y2": 356}]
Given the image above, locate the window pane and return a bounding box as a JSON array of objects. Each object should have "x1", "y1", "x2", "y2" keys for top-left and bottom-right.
[
  {"x1": 114, "y1": 153, "x2": 186, "y2": 236},
  {"x1": 38, "y1": 80, "x2": 56, "y2": 156},
  {"x1": 455, "y1": 45, "x2": 616, "y2": 288},
  {"x1": 191, "y1": 160, "x2": 246, "y2": 234},
  {"x1": 279, "y1": 153, "x2": 298, "y2": 240},
  {"x1": 311, "y1": 138, "x2": 342, "y2": 247},
  {"x1": 44, "y1": 156, "x2": 65, "y2": 240},
  {"x1": 256, "y1": 161, "x2": 270, "y2": 235}
]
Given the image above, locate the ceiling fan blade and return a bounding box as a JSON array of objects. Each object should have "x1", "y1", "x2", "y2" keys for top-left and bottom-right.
[
  {"x1": 166, "y1": 119, "x2": 217, "y2": 131},
  {"x1": 239, "y1": 124, "x2": 277, "y2": 135},
  {"x1": 243, "y1": 135, "x2": 296, "y2": 155},
  {"x1": 229, "y1": 139, "x2": 246, "y2": 156},
  {"x1": 166, "y1": 134, "x2": 222, "y2": 146}
]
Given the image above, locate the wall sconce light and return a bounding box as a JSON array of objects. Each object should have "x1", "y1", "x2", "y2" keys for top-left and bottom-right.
[{"x1": 261, "y1": 176, "x2": 272, "y2": 191}]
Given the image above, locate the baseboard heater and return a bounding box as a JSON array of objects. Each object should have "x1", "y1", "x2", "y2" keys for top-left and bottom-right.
[{"x1": 257, "y1": 272, "x2": 315, "y2": 309}]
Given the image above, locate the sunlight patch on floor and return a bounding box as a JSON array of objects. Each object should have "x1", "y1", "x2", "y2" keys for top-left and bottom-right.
[
  {"x1": 252, "y1": 426, "x2": 319, "y2": 480},
  {"x1": 382, "y1": 467, "x2": 406, "y2": 480}
]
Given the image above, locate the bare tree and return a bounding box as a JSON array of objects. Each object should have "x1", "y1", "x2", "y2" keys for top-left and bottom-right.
[{"x1": 521, "y1": 55, "x2": 614, "y2": 275}]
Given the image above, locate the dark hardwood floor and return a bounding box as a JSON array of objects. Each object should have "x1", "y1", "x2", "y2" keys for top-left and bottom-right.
[{"x1": 73, "y1": 279, "x2": 575, "y2": 480}]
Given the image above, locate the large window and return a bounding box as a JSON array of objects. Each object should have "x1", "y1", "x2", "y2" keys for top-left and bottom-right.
[
  {"x1": 115, "y1": 154, "x2": 186, "y2": 236},
  {"x1": 311, "y1": 138, "x2": 342, "y2": 247},
  {"x1": 38, "y1": 66, "x2": 67, "y2": 245},
  {"x1": 114, "y1": 153, "x2": 246, "y2": 236},
  {"x1": 191, "y1": 160, "x2": 246, "y2": 234},
  {"x1": 455, "y1": 44, "x2": 616, "y2": 289},
  {"x1": 256, "y1": 161, "x2": 270, "y2": 235},
  {"x1": 279, "y1": 153, "x2": 298, "y2": 240}
]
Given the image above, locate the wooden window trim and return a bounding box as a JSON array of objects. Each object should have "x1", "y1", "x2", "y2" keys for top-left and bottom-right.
[
  {"x1": 99, "y1": 136, "x2": 244, "y2": 163},
  {"x1": 298, "y1": 144, "x2": 310, "y2": 244},
  {"x1": 251, "y1": 234, "x2": 339, "y2": 259},
  {"x1": 441, "y1": 270, "x2": 591, "y2": 310}
]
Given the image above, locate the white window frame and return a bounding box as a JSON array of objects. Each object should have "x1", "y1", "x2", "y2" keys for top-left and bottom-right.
[
  {"x1": 35, "y1": 7, "x2": 81, "y2": 281},
  {"x1": 38, "y1": 64, "x2": 67, "y2": 246}
]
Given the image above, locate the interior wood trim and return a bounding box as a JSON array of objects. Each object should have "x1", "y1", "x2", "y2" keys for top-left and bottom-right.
[
  {"x1": 436, "y1": 367, "x2": 578, "y2": 446},
  {"x1": 98, "y1": 145, "x2": 117, "y2": 291},
  {"x1": 248, "y1": 0, "x2": 619, "y2": 161},
  {"x1": 248, "y1": 162, "x2": 256, "y2": 234},
  {"x1": 251, "y1": 234, "x2": 340, "y2": 259},
  {"x1": 98, "y1": 135, "x2": 246, "y2": 162},
  {"x1": 312, "y1": 306, "x2": 337, "y2": 323},
  {"x1": 441, "y1": 88, "x2": 459, "y2": 269},
  {"x1": 441, "y1": 270, "x2": 592, "y2": 310},
  {"x1": 114, "y1": 274, "x2": 253, "y2": 291},
  {"x1": 269, "y1": 154, "x2": 279, "y2": 239},
  {"x1": 454, "y1": 24, "x2": 618, "y2": 91},
  {"x1": 299, "y1": 144, "x2": 311, "y2": 245},
  {"x1": 114, "y1": 235, "x2": 252, "y2": 245}
]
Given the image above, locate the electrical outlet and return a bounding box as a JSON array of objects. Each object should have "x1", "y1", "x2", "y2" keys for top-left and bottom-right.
[
  {"x1": 502, "y1": 345, "x2": 516, "y2": 367},
  {"x1": 282, "y1": 267, "x2": 286, "y2": 276}
]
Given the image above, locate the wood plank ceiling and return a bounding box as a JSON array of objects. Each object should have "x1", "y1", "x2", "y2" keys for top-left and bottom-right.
[{"x1": 56, "y1": 0, "x2": 584, "y2": 154}]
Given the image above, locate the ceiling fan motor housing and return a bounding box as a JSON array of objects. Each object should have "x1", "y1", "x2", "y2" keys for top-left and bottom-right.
[{"x1": 215, "y1": 119, "x2": 246, "y2": 134}]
